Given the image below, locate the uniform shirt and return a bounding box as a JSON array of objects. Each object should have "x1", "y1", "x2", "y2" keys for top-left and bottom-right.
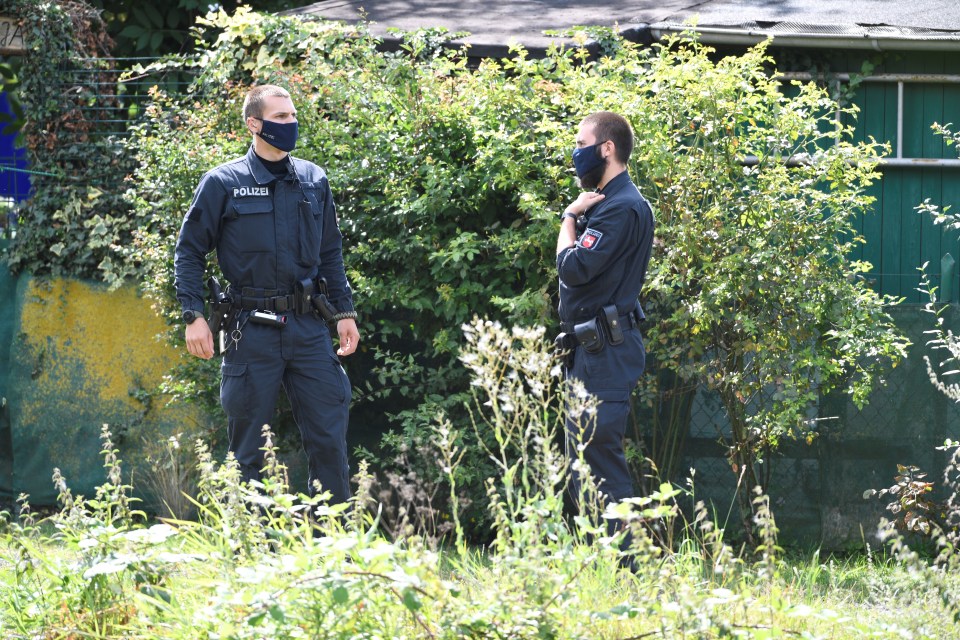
[
  {"x1": 174, "y1": 145, "x2": 355, "y2": 315},
  {"x1": 557, "y1": 170, "x2": 654, "y2": 324}
]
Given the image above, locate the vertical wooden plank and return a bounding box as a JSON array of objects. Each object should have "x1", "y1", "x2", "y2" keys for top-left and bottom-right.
[
  {"x1": 880, "y1": 191, "x2": 901, "y2": 299},
  {"x1": 920, "y1": 53, "x2": 946, "y2": 301},
  {"x1": 861, "y1": 81, "x2": 886, "y2": 292},
  {"x1": 899, "y1": 63, "x2": 926, "y2": 302},
  {"x1": 901, "y1": 166, "x2": 925, "y2": 302},
  {"x1": 848, "y1": 83, "x2": 868, "y2": 263},
  {"x1": 942, "y1": 82, "x2": 960, "y2": 304},
  {"x1": 881, "y1": 81, "x2": 902, "y2": 298}
]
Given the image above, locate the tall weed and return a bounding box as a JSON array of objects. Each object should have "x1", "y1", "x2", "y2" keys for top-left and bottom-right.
[{"x1": 2, "y1": 321, "x2": 958, "y2": 638}]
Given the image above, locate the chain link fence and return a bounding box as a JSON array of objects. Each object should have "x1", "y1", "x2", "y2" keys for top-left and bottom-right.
[
  {"x1": 634, "y1": 304, "x2": 960, "y2": 548},
  {"x1": 59, "y1": 57, "x2": 192, "y2": 137},
  {"x1": 0, "y1": 57, "x2": 192, "y2": 239}
]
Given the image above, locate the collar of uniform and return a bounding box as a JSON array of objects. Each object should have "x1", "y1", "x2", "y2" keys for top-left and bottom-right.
[
  {"x1": 598, "y1": 169, "x2": 631, "y2": 198},
  {"x1": 245, "y1": 145, "x2": 284, "y2": 185}
]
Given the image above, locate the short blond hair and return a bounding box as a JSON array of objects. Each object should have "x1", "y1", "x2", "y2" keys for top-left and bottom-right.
[{"x1": 242, "y1": 85, "x2": 291, "y2": 120}]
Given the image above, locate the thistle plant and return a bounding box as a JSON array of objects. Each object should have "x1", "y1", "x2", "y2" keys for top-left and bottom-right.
[{"x1": 458, "y1": 319, "x2": 605, "y2": 553}]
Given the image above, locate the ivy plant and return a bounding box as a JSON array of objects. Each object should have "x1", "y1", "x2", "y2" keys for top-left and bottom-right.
[{"x1": 0, "y1": 0, "x2": 140, "y2": 281}]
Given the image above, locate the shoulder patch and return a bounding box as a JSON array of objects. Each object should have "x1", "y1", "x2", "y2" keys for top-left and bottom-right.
[{"x1": 578, "y1": 228, "x2": 603, "y2": 250}]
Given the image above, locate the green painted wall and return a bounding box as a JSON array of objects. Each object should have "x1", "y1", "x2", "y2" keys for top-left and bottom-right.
[
  {"x1": 0, "y1": 238, "x2": 15, "y2": 503},
  {"x1": 839, "y1": 50, "x2": 960, "y2": 302}
]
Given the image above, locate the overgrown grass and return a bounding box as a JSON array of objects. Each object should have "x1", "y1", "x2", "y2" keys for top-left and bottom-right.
[{"x1": 2, "y1": 320, "x2": 959, "y2": 638}]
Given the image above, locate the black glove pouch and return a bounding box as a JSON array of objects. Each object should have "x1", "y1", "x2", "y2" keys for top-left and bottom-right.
[
  {"x1": 294, "y1": 278, "x2": 315, "y2": 315},
  {"x1": 573, "y1": 317, "x2": 605, "y2": 354}
]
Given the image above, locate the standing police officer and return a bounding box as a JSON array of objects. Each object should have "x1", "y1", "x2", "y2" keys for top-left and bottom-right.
[
  {"x1": 556, "y1": 111, "x2": 654, "y2": 511},
  {"x1": 174, "y1": 85, "x2": 360, "y2": 504}
]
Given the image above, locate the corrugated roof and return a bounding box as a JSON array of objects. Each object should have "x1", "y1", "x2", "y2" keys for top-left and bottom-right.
[
  {"x1": 282, "y1": 1, "x2": 960, "y2": 54},
  {"x1": 667, "y1": 0, "x2": 960, "y2": 33},
  {"x1": 283, "y1": 0, "x2": 687, "y2": 54}
]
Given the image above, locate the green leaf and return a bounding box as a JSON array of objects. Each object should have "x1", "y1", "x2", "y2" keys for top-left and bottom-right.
[
  {"x1": 166, "y1": 8, "x2": 183, "y2": 30},
  {"x1": 118, "y1": 25, "x2": 144, "y2": 39},
  {"x1": 136, "y1": 30, "x2": 150, "y2": 51},
  {"x1": 332, "y1": 585, "x2": 349, "y2": 604},
  {"x1": 141, "y1": 4, "x2": 165, "y2": 29},
  {"x1": 402, "y1": 588, "x2": 422, "y2": 612}
]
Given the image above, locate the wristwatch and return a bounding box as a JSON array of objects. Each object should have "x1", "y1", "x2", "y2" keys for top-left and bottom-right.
[
  {"x1": 560, "y1": 210, "x2": 578, "y2": 222},
  {"x1": 182, "y1": 309, "x2": 203, "y2": 325}
]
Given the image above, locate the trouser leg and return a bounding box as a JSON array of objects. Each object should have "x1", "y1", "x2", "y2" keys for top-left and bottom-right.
[
  {"x1": 283, "y1": 348, "x2": 352, "y2": 503},
  {"x1": 220, "y1": 323, "x2": 285, "y2": 484},
  {"x1": 582, "y1": 396, "x2": 634, "y2": 503},
  {"x1": 565, "y1": 329, "x2": 646, "y2": 513},
  {"x1": 565, "y1": 390, "x2": 633, "y2": 507},
  {"x1": 271, "y1": 314, "x2": 353, "y2": 504}
]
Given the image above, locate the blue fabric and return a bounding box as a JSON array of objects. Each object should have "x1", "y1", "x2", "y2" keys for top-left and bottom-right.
[
  {"x1": 222, "y1": 314, "x2": 351, "y2": 502},
  {"x1": 565, "y1": 328, "x2": 646, "y2": 503},
  {"x1": 256, "y1": 119, "x2": 299, "y2": 152},
  {"x1": 557, "y1": 171, "x2": 654, "y2": 323},
  {"x1": 571, "y1": 142, "x2": 605, "y2": 180},
  {"x1": 174, "y1": 145, "x2": 354, "y2": 315}
]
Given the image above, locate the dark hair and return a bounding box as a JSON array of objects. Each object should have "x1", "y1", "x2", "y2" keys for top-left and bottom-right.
[
  {"x1": 581, "y1": 111, "x2": 634, "y2": 164},
  {"x1": 242, "y1": 85, "x2": 291, "y2": 120}
]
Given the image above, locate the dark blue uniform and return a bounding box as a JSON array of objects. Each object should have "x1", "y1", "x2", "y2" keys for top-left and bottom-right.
[
  {"x1": 557, "y1": 170, "x2": 654, "y2": 504},
  {"x1": 174, "y1": 146, "x2": 355, "y2": 502}
]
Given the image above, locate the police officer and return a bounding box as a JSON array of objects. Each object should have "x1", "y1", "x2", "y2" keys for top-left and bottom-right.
[
  {"x1": 174, "y1": 84, "x2": 360, "y2": 503},
  {"x1": 556, "y1": 111, "x2": 654, "y2": 510}
]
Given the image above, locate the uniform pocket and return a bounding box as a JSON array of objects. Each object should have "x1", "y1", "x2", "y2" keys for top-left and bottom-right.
[
  {"x1": 301, "y1": 181, "x2": 327, "y2": 213},
  {"x1": 220, "y1": 362, "x2": 249, "y2": 417},
  {"x1": 329, "y1": 355, "x2": 351, "y2": 404},
  {"x1": 582, "y1": 332, "x2": 646, "y2": 394},
  {"x1": 225, "y1": 199, "x2": 274, "y2": 253},
  {"x1": 297, "y1": 199, "x2": 322, "y2": 266}
]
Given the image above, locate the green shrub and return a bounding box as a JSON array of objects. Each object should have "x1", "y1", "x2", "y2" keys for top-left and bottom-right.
[{"x1": 119, "y1": 10, "x2": 906, "y2": 541}]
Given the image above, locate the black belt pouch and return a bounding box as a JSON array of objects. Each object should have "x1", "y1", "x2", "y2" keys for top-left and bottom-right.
[
  {"x1": 573, "y1": 318, "x2": 605, "y2": 354},
  {"x1": 602, "y1": 304, "x2": 625, "y2": 346}
]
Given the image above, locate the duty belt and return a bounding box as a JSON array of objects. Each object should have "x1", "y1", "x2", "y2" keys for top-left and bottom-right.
[
  {"x1": 560, "y1": 310, "x2": 640, "y2": 335},
  {"x1": 230, "y1": 287, "x2": 296, "y2": 313},
  {"x1": 227, "y1": 279, "x2": 332, "y2": 314}
]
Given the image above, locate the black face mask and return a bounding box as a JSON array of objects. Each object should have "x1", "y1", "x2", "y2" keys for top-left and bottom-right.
[
  {"x1": 256, "y1": 118, "x2": 298, "y2": 152},
  {"x1": 572, "y1": 142, "x2": 608, "y2": 190}
]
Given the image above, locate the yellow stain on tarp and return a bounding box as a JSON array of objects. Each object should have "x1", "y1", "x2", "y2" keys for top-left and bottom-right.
[
  {"x1": 20, "y1": 278, "x2": 174, "y2": 405},
  {"x1": 11, "y1": 277, "x2": 209, "y2": 503}
]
